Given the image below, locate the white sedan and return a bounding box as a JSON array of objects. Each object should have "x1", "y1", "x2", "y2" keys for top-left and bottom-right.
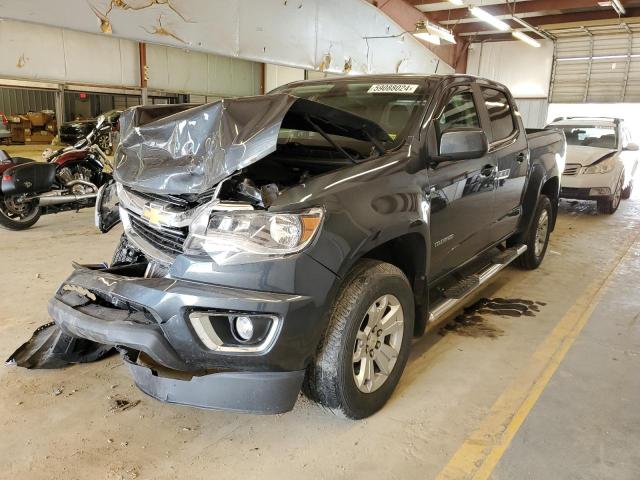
[{"x1": 547, "y1": 117, "x2": 639, "y2": 214}]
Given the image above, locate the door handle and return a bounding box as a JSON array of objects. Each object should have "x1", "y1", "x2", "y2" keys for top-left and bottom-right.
[
  {"x1": 516, "y1": 152, "x2": 527, "y2": 163},
  {"x1": 481, "y1": 165, "x2": 496, "y2": 177}
]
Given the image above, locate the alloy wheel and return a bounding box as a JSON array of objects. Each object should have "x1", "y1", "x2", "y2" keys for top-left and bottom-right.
[
  {"x1": 352, "y1": 294, "x2": 404, "y2": 393},
  {"x1": 613, "y1": 177, "x2": 622, "y2": 209},
  {"x1": 534, "y1": 209, "x2": 549, "y2": 258}
]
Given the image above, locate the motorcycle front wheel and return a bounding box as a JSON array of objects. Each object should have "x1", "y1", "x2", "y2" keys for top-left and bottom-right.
[{"x1": 0, "y1": 195, "x2": 41, "y2": 230}]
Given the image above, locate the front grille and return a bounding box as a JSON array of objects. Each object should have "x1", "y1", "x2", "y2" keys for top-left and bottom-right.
[
  {"x1": 123, "y1": 186, "x2": 193, "y2": 208},
  {"x1": 127, "y1": 209, "x2": 188, "y2": 256},
  {"x1": 563, "y1": 164, "x2": 581, "y2": 175}
]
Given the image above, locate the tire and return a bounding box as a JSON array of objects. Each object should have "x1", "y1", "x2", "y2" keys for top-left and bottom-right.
[
  {"x1": 597, "y1": 175, "x2": 623, "y2": 214},
  {"x1": 516, "y1": 194, "x2": 552, "y2": 270},
  {"x1": 621, "y1": 180, "x2": 633, "y2": 200},
  {"x1": 304, "y1": 259, "x2": 414, "y2": 419},
  {"x1": 111, "y1": 234, "x2": 145, "y2": 265},
  {"x1": 0, "y1": 195, "x2": 41, "y2": 230}
]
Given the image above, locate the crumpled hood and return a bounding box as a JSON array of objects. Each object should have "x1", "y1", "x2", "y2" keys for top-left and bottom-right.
[
  {"x1": 113, "y1": 93, "x2": 391, "y2": 195},
  {"x1": 566, "y1": 145, "x2": 617, "y2": 166}
]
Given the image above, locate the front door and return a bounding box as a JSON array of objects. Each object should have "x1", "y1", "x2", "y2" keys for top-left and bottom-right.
[{"x1": 428, "y1": 86, "x2": 496, "y2": 281}]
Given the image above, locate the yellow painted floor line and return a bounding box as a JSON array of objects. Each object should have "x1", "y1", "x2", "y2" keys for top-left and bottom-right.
[{"x1": 435, "y1": 230, "x2": 640, "y2": 480}]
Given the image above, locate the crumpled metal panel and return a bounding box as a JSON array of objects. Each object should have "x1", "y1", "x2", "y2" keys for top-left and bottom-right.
[
  {"x1": 0, "y1": 0, "x2": 447, "y2": 75},
  {"x1": 114, "y1": 92, "x2": 393, "y2": 194},
  {"x1": 115, "y1": 94, "x2": 297, "y2": 194}
]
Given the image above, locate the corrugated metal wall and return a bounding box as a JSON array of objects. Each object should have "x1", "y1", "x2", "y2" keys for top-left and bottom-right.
[
  {"x1": 550, "y1": 24, "x2": 640, "y2": 103},
  {"x1": 466, "y1": 40, "x2": 554, "y2": 98},
  {"x1": 146, "y1": 45, "x2": 262, "y2": 97},
  {"x1": 0, "y1": 87, "x2": 56, "y2": 115},
  {"x1": 514, "y1": 98, "x2": 550, "y2": 129}
]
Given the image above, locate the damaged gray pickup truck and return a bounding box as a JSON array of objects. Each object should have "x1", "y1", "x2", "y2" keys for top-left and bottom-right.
[{"x1": 22, "y1": 75, "x2": 565, "y2": 418}]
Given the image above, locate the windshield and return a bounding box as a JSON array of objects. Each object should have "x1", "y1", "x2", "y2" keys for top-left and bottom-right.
[
  {"x1": 559, "y1": 125, "x2": 617, "y2": 149},
  {"x1": 273, "y1": 80, "x2": 430, "y2": 147}
]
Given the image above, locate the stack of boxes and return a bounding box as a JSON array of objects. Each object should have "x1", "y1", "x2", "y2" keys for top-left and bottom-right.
[{"x1": 8, "y1": 111, "x2": 57, "y2": 144}]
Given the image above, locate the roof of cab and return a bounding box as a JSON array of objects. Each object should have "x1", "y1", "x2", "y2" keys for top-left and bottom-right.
[
  {"x1": 548, "y1": 117, "x2": 622, "y2": 128},
  {"x1": 276, "y1": 73, "x2": 509, "y2": 92}
]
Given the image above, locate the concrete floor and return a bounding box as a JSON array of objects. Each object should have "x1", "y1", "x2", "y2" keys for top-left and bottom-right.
[{"x1": 0, "y1": 148, "x2": 638, "y2": 479}]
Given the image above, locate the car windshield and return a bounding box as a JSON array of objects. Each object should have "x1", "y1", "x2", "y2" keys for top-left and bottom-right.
[
  {"x1": 273, "y1": 80, "x2": 430, "y2": 148},
  {"x1": 559, "y1": 125, "x2": 617, "y2": 149}
]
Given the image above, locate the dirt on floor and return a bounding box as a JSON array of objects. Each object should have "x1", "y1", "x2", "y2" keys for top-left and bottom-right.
[{"x1": 0, "y1": 186, "x2": 638, "y2": 479}]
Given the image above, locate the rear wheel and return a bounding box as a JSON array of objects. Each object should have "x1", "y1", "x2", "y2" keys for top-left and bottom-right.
[
  {"x1": 597, "y1": 175, "x2": 623, "y2": 214},
  {"x1": 304, "y1": 259, "x2": 414, "y2": 419},
  {"x1": 0, "y1": 195, "x2": 41, "y2": 230},
  {"x1": 516, "y1": 194, "x2": 552, "y2": 270},
  {"x1": 97, "y1": 133, "x2": 112, "y2": 155}
]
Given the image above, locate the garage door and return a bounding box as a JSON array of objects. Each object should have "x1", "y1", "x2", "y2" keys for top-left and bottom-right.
[{"x1": 549, "y1": 24, "x2": 640, "y2": 103}]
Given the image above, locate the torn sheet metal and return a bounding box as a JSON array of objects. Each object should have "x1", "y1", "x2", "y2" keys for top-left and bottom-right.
[
  {"x1": 6, "y1": 322, "x2": 114, "y2": 369},
  {"x1": 114, "y1": 93, "x2": 391, "y2": 195}
]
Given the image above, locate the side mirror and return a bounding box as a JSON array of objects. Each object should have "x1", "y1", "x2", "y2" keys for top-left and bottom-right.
[
  {"x1": 625, "y1": 142, "x2": 639, "y2": 151},
  {"x1": 438, "y1": 128, "x2": 488, "y2": 161}
]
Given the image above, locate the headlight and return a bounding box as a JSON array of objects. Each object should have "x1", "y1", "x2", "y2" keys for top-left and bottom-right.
[
  {"x1": 582, "y1": 156, "x2": 616, "y2": 174},
  {"x1": 184, "y1": 208, "x2": 323, "y2": 264}
]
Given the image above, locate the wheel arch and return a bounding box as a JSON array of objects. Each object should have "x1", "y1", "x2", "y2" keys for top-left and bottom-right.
[{"x1": 358, "y1": 232, "x2": 428, "y2": 336}]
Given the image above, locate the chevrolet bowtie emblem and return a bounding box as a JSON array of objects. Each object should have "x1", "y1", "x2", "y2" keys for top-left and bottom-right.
[{"x1": 142, "y1": 204, "x2": 164, "y2": 226}]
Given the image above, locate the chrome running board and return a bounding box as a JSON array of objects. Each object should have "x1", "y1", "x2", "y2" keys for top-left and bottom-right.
[{"x1": 428, "y1": 244, "x2": 527, "y2": 324}]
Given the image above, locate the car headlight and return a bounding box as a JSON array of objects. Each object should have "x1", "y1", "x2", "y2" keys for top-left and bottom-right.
[
  {"x1": 582, "y1": 156, "x2": 616, "y2": 174},
  {"x1": 184, "y1": 207, "x2": 323, "y2": 265}
]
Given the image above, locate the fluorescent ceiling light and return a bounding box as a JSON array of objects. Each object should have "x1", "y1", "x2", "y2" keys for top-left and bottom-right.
[
  {"x1": 512, "y1": 30, "x2": 541, "y2": 48},
  {"x1": 414, "y1": 32, "x2": 442, "y2": 45},
  {"x1": 469, "y1": 6, "x2": 511, "y2": 32},
  {"x1": 414, "y1": 21, "x2": 456, "y2": 45},
  {"x1": 599, "y1": 0, "x2": 626, "y2": 15},
  {"x1": 448, "y1": 0, "x2": 464, "y2": 5},
  {"x1": 558, "y1": 54, "x2": 640, "y2": 62},
  {"x1": 613, "y1": 0, "x2": 626, "y2": 14},
  {"x1": 426, "y1": 23, "x2": 456, "y2": 44}
]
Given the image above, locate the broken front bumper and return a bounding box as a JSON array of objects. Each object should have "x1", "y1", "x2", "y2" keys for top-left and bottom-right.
[{"x1": 48, "y1": 260, "x2": 337, "y2": 413}]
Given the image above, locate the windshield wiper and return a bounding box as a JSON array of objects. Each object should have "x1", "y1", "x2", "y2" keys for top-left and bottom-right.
[
  {"x1": 304, "y1": 114, "x2": 357, "y2": 164},
  {"x1": 363, "y1": 130, "x2": 387, "y2": 155}
]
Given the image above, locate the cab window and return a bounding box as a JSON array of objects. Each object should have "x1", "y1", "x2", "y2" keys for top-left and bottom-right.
[
  {"x1": 437, "y1": 88, "x2": 480, "y2": 134},
  {"x1": 481, "y1": 88, "x2": 516, "y2": 142}
]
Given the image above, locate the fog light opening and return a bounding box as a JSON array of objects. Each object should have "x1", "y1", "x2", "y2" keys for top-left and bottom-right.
[{"x1": 234, "y1": 316, "x2": 254, "y2": 342}]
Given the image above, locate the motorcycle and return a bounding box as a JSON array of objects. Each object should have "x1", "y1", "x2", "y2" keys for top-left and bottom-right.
[{"x1": 0, "y1": 116, "x2": 112, "y2": 230}]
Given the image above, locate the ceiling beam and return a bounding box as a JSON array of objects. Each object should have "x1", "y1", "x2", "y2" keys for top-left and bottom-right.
[
  {"x1": 424, "y1": 0, "x2": 623, "y2": 23},
  {"x1": 452, "y1": 7, "x2": 640, "y2": 35}
]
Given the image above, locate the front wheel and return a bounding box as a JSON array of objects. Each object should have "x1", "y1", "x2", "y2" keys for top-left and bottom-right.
[
  {"x1": 304, "y1": 259, "x2": 414, "y2": 419},
  {"x1": 621, "y1": 180, "x2": 633, "y2": 200},
  {"x1": 0, "y1": 195, "x2": 41, "y2": 230},
  {"x1": 597, "y1": 175, "x2": 623, "y2": 214},
  {"x1": 516, "y1": 194, "x2": 552, "y2": 270}
]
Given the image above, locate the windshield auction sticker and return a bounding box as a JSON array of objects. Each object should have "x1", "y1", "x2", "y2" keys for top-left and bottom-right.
[{"x1": 367, "y1": 84, "x2": 419, "y2": 94}]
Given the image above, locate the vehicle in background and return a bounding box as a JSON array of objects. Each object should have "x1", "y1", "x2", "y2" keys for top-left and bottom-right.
[
  {"x1": 0, "y1": 116, "x2": 112, "y2": 230},
  {"x1": 0, "y1": 113, "x2": 10, "y2": 145},
  {"x1": 547, "y1": 117, "x2": 639, "y2": 214},
  {"x1": 59, "y1": 109, "x2": 121, "y2": 154},
  {"x1": 34, "y1": 75, "x2": 562, "y2": 418}
]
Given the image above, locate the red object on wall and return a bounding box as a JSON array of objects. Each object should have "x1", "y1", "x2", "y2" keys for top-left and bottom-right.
[{"x1": 79, "y1": 92, "x2": 88, "y2": 100}]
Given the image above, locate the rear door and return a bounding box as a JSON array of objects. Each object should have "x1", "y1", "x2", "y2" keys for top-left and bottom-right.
[
  {"x1": 428, "y1": 84, "x2": 496, "y2": 281},
  {"x1": 479, "y1": 86, "x2": 529, "y2": 242}
]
